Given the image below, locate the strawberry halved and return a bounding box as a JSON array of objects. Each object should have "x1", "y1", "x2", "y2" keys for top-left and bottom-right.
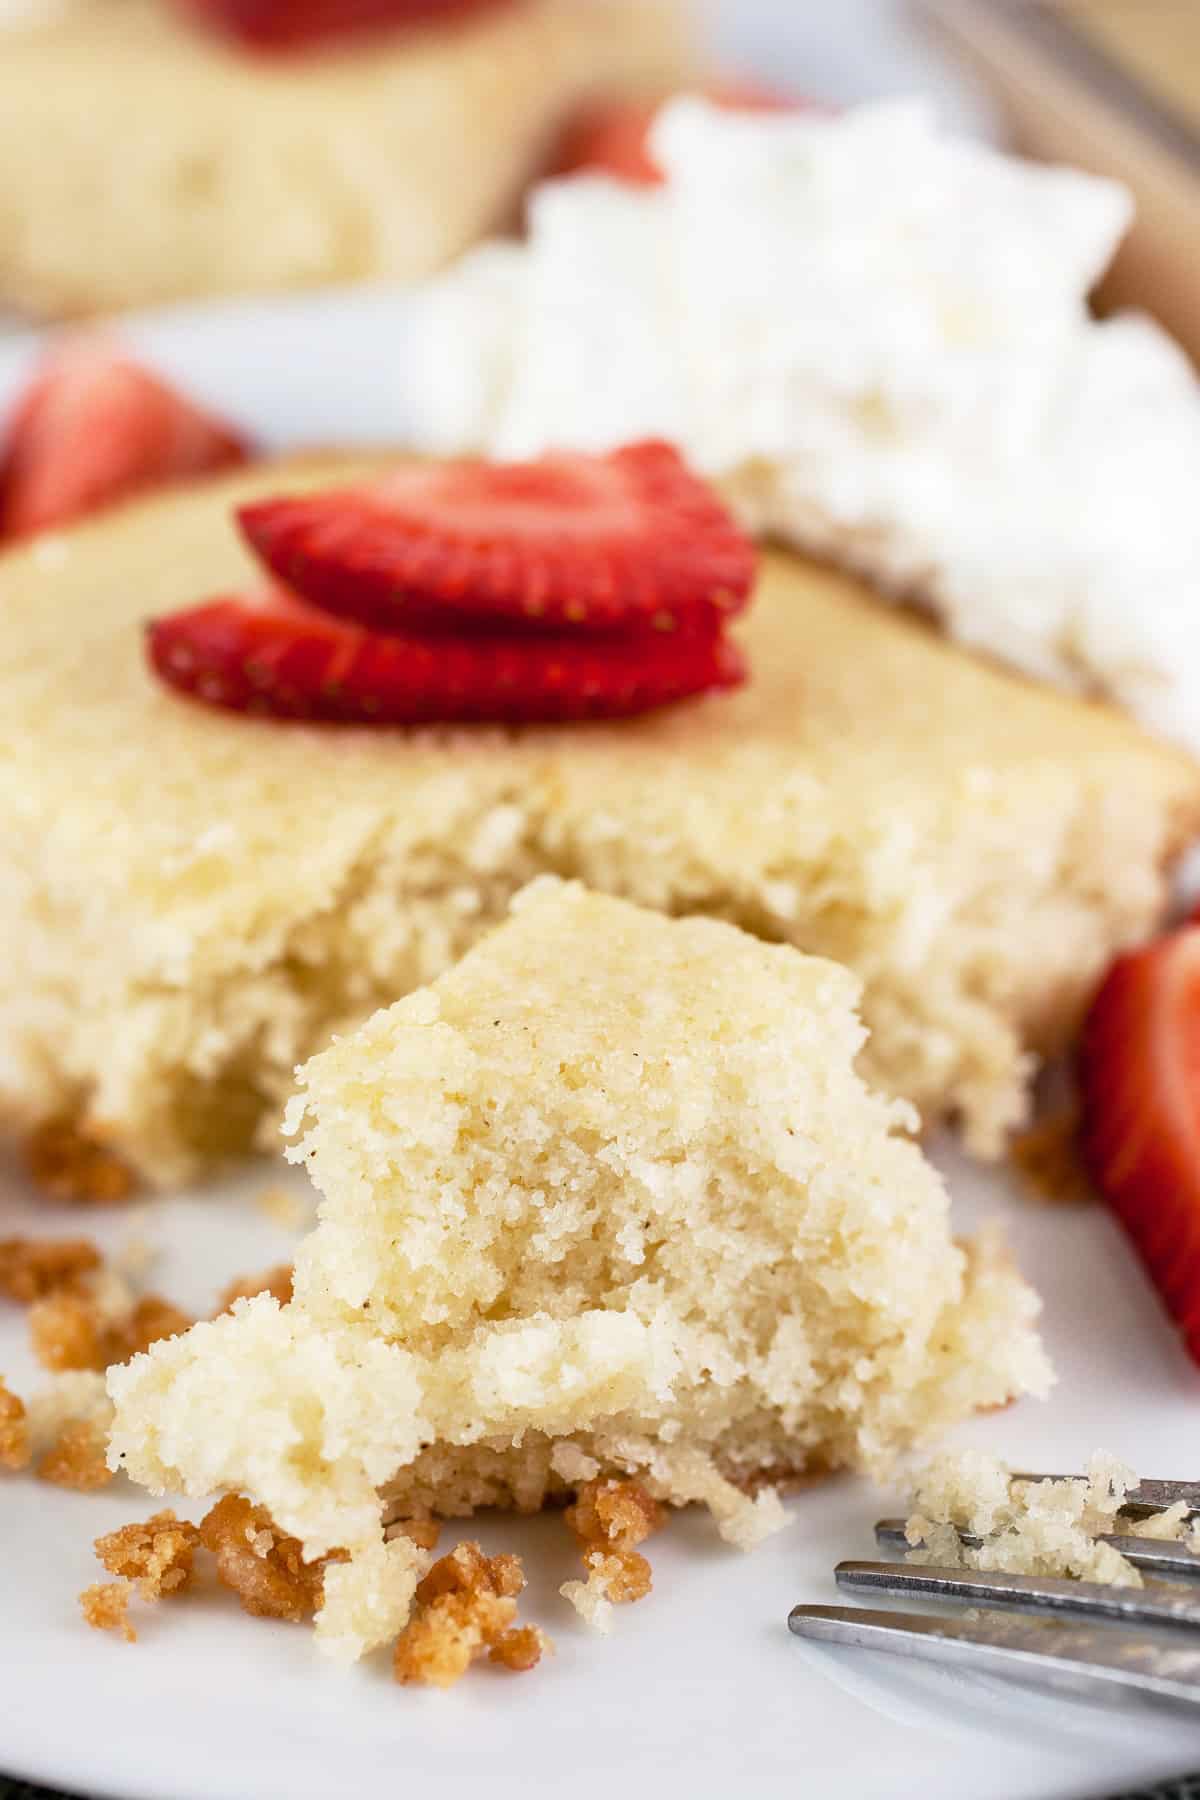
[
  {"x1": 550, "y1": 82, "x2": 803, "y2": 187},
  {"x1": 1079, "y1": 924, "x2": 1200, "y2": 1362},
  {"x1": 147, "y1": 586, "x2": 746, "y2": 725},
  {"x1": 172, "y1": 0, "x2": 509, "y2": 51},
  {"x1": 237, "y1": 441, "x2": 757, "y2": 636},
  {"x1": 0, "y1": 339, "x2": 250, "y2": 540}
]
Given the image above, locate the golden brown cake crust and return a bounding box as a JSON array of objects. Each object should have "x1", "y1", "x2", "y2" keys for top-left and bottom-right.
[{"x1": 2, "y1": 451, "x2": 1198, "y2": 1180}]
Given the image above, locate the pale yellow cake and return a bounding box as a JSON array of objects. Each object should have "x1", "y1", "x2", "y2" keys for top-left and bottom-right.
[
  {"x1": 905, "y1": 1451, "x2": 1200, "y2": 1588},
  {"x1": 109, "y1": 880, "x2": 1051, "y2": 1659},
  {"x1": 0, "y1": 0, "x2": 690, "y2": 316},
  {"x1": 2, "y1": 452, "x2": 1198, "y2": 1184}
]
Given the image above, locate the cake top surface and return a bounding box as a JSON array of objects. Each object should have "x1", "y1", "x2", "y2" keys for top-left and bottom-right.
[
  {"x1": 283, "y1": 877, "x2": 894, "y2": 1345},
  {"x1": 405, "y1": 97, "x2": 1200, "y2": 753},
  {"x1": 2, "y1": 452, "x2": 1194, "y2": 984},
  {"x1": 108, "y1": 882, "x2": 1050, "y2": 1597}
]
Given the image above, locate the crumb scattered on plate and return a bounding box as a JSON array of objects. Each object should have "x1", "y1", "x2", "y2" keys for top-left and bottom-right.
[
  {"x1": 80, "y1": 1580, "x2": 137, "y2": 1643},
  {"x1": 1010, "y1": 1106, "x2": 1091, "y2": 1205},
  {"x1": 255, "y1": 1186, "x2": 313, "y2": 1232},
  {"x1": 0, "y1": 1376, "x2": 30, "y2": 1470},
  {"x1": 906, "y1": 1449, "x2": 1200, "y2": 1586},
  {"x1": 95, "y1": 1510, "x2": 199, "y2": 1600},
  {"x1": 560, "y1": 1477, "x2": 662, "y2": 1632},
  {"x1": 394, "y1": 1541, "x2": 550, "y2": 1688},
  {"x1": 0, "y1": 1235, "x2": 101, "y2": 1303},
  {"x1": 216, "y1": 1265, "x2": 293, "y2": 1314},
  {"x1": 26, "y1": 1118, "x2": 136, "y2": 1205},
  {"x1": 28, "y1": 1288, "x2": 192, "y2": 1374},
  {"x1": 38, "y1": 1417, "x2": 113, "y2": 1491}
]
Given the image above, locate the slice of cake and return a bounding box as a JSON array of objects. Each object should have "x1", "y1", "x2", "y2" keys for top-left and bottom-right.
[
  {"x1": 0, "y1": 0, "x2": 689, "y2": 316},
  {"x1": 1, "y1": 452, "x2": 1198, "y2": 1184},
  {"x1": 109, "y1": 880, "x2": 1051, "y2": 1658}
]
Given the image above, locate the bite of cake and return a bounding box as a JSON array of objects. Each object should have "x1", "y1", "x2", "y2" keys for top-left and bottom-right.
[{"x1": 108, "y1": 879, "x2": 1051, "y2": 1658}]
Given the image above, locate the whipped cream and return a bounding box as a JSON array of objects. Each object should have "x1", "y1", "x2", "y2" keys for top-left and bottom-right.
[{"x1": 407, "y1": 98, "x2": 1200, "y2": 755}]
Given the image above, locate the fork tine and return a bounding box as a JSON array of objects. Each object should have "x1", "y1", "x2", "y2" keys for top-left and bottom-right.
[
  {"x1": 1009, "y1": 1475, "x2": 1200, "y2": 1517},
  {"x1": 837, "y1": 1559, "x2": 1200, "y2": 1632},
  {"x1": 875, "y1": 1518, "x2": 1200, "y2": 1581},
  {"x1": 788, "y1": 1604, "x2": 1200, "y2": 1712},
  {"x1": 1102, "y1": 1536, "x2": 1200, "y2": 1581}
]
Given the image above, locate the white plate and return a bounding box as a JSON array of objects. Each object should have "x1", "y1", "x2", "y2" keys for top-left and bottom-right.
[{"x1": 3, "y1": 174, "x2": 1199, "y2": 1800}]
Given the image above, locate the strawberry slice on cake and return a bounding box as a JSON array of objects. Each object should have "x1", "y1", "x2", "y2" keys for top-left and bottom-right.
[
  {"x1": 173, "y1": 0, "x2": 508, "y2": 52},
  {"x1": 148, "y1": 584, "x2": 745, "y2": 725},
  {"x1": 0, "y1": 339, "x2": 250, "y2": 539},
  {"x1": 1080, "y1": 922, "x2": 1200, "y2": 1362},
  {"x1": 238, "y1": 441, "x2": 756, "y2": 635}
]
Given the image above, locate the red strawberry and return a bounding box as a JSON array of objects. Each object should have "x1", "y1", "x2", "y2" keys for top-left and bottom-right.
[
  {"x1": 0, "y1": 340, "x2": 249, "y2": 539},
  {"x1": 147, "y1": 585, "x2": 745, "y2": 724},
  {"x1": 1079, "y1": 925, "x2": 1200, "y2": 1362},
  {"x1": 550, "y1": 82, "x2": 802, "y2": 187},
  {"x1": 172, "y1": 0, "x2": 507, "y2": 52},
  {"x1": 238, "y1": 442, "x2": 756, "y2": 636}
]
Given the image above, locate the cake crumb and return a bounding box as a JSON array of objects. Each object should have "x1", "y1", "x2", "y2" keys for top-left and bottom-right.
[
  {"x1": 560, "y1": 1547, "x2": 654, "y2": 1634},
  {"x1": 256, "y1": 1186, "x2": 311, "y2": 1232},
  {"x1": 80, "y1": 1580, "x2": 136, "y2": 1643},
  {"x1": 28, "y1": 1288, "x2": 191, "y2": 1374},
  {"x1": 114, "y1": 1295, "x2": 194, "y2": 1362},
  {"x1": 29, "y1": 1291, "x2": 103, "y2": 1372},
  {"x1": 583, "y1": 1547, "x2": 653, "y2": 1605},
  {"x1": 112, "y1": 1224, "x2": 159, "y2": 1284},
  {"x1": 488, "y1": 1624, "x2": 552, "y2": 1671},
  {"x1": 24, "y1": 1370, "x2": 113, "y2": 1457},
  {"x1": 316, "y1": 1537, "x2": 428, "y2": 1662},
  {"x1": 394, "y1": 1589, "x2": 518, "y2": 1688},
  {"x1": 560, "y1": 1478, "x2": 659, "y2": 1630},
  {"x1": 566, "y1": 1478, "x2": 663, "y2": 1551},
  {"x1": 385, "y1": 1517, "x2": 442, "y2": 1552},
  {"x1": 0, "y1": 1236, "x2": 101, "y2": 1304},
  {"x1": 216, "y1": 1265, "x2": 293, "y2": 1314},
  {"x1": 26, "y1": 1119, "x2": 136, "y2": 1206},
  {"x1": 559, "y1": 1575, "x2": 613, "y2": 1634},
  {"x1": 905, "y1": 1450, "x2": 1200, "y2": 1587},
  {"x1": 415, "y1": 1540, "x2": 524, "y2": 1605},
  {"x1": 1011, "y1": 1107, "x2": 1091, "y2": 1205},
  {"x1": 394, "y1": 1541, "x2": 544, "y2": 1688},
  {"x1": 95, "y1": 1510, "x2": 199, "y2": 1600},
  {"x1": 198, "y1": 1494, "x2": 328, "y2": 1622},
  {"x1": 38, "y1": 1419, "x2": 113, "y2": 1491},
  {"x1": 0, "y1": 1377, "x2": 31, "y2": 1470}
]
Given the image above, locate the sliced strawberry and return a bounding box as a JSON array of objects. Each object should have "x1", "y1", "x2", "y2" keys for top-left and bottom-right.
[
  {"x1": 172, "y1": 0, "x2": 507, "y2": 52},
  {"x1": 238, "y1": 442, "x2": 756, "y2": 637},
  {"x1": 550, "y1": 82, "x2": 802, "y2": 187},
  {"x1": 146, "y1": 585, "x2": 745, "y2": 725},
  {"x1": 1079, "y1": 925, "x2": 1200, "y2": 1362},
  {"x1": 0, "y1": 339, "x2": 250, "y2": 539}
]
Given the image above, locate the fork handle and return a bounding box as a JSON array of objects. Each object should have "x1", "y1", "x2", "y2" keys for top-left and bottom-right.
[{"x1": 789, "y1": 1604, "x2": 1200, "y2": 1712}]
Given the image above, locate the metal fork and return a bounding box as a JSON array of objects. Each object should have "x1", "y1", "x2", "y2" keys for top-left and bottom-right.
[{"x1": 789, "y1": 1475, "x2": 1200, "y2": 1712}]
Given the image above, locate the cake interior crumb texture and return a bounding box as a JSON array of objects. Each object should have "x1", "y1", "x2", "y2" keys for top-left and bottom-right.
[
  {"x1": 1, "y1": 455, "x2": 1198, "y2": 1184},
  {"x1": 109, "y1": 881, "x2": 1051, "y2": 1659},
  {"x1": 0, "y1": 0, "x2": 691, "y2": 315},
  {"x1": 907, "y1": 1450, "x2": 1200, "y2": 1588}
]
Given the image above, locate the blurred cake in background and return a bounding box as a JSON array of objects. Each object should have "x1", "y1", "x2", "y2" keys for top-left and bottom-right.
[{"x1": 0, "y1": 0, "x2": 692, "y2": 316}]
